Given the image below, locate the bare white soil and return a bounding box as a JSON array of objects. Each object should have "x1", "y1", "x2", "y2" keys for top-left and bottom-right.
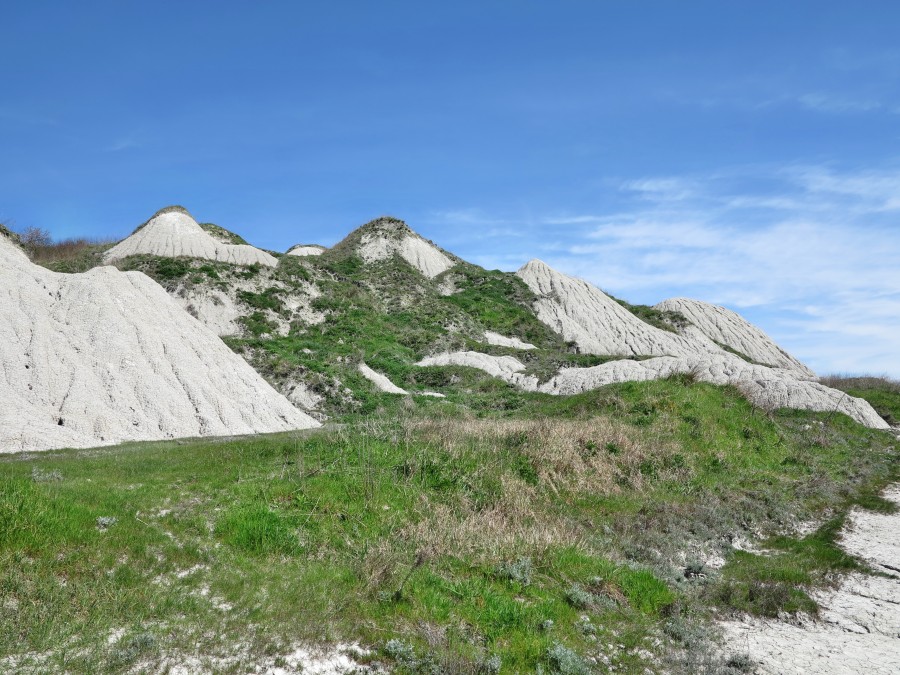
[
  {"x1": 0, "y1": 233, "x2": 317, "y2": 453},
  {"x1": 483, "y1": 331, "x2": 537, "y2": 350},
  {"x1": 358, "y1": 231, "x2": 454, "y2": 278},
  {"x1": 720, "y1": 486, "x2": 900, "y2": 674},
  {"x1": 286, "y1": 244, "x2": 326, "y2": 257},
  {"x1": 358, "y1": 363, "x2": 408, "y2": 394},
  {"x1": 655, "y1": 297, "x2": 815, "y2": 376},
  {"x1": 416, "y1": 352, "x2": 539, "y2": 391},
  {"x1": 104, "y1": 210, "x2": 278, "y2": 267}
]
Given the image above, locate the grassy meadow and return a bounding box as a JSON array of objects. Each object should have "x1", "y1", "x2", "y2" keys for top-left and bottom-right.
[{"x1": 2, "y1": 378, "x2": 898, "y2": 673}]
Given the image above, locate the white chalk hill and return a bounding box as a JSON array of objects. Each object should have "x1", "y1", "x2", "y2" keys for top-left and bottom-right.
[
  {"x1": 655, "y1": 297, "x2": 815, "y2": 376},
  {"x1": 419, "y1": 259, "x2": 888, "y2": 430},
  {"x1": 346, "y1": 216, "x2": 455, "y2": 279},
  {"x1": 104, "y1": 206, "x2": 278, "y2": 267},
  {"x1": 0, "y1": 232, "x2": 317, "y2": 453}
]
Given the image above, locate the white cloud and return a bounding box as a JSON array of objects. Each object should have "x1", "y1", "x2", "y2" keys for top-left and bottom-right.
[{"x1": 437, "y1": 164, "x2": 900, "y2": 376}]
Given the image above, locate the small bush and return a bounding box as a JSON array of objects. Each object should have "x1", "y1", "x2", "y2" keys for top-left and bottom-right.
[
  {"x1": 546, "y1": 642, "x2": 591, "y2": 675},
  {"x1": 495, "y1": 557, "x2": 533, "y2": 586}
]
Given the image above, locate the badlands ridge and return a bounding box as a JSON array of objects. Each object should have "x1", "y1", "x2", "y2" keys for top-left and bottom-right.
[{"x1": 0, "y1": 206, "x2": 891, "y2": 453}]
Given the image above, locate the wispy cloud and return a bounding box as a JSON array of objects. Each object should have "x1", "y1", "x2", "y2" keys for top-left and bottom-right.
[{"x1": 105, "y1": 138, "x2": 141, "y2": 152}]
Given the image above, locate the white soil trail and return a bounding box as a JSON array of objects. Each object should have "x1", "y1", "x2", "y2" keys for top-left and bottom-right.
[
  {"x1": 104, "y1": 210, "x2": 278, "y2": 267},
  {"x1": 286, "y1": 244, "x2": 326, "y2": 257},
  {"x1": 656, "y1": 297, "x2": 815, "y2": 376},
  {"x1": 0, "y1": 233, "x2": 317, "y2": 453},
  {"x1": 483, "y1": 331, "x2": 536, "y2": 350},
  {"x1": 358, "y1": 230, "x2": 454, "y2": 279},
  {"x1": 358, "y1": 363, "x2": 408, "y2": 394},
  {"x1": 721, "y1": 486, "x2": 900, "y2": 674}
]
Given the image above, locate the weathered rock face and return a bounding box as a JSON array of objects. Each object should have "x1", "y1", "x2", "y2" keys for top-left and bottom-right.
[
  {"x1": 355, "y1": 217, "x2": 454, "y2": 279},
  {"x1": 104, "y1": 208, "x2": 278, "y2": 267},
  {"x1": 656, "y1": 297, "x2": 815, "y2": 376},
  {"x1": 516, "y1": 259, "x2": 713, "y2": 358},
  {"x1": 721, "y1": 486, "x2": 900, "y2": 674},
  {"x1": 0, "y1": 233, "x2": 318, "y2": 453}
]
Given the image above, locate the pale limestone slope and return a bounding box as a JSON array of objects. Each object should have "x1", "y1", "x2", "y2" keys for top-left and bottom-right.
[
  {"x1": 656, "y1": 297, "x2": 815, "y2": 376},
  {"x1": 0, "y1": 234, "x2": 317, "y2": 453},
  {"x1": 516, "y1": 259, "x2": 715, "y2": 358},
  {"x1": 104, "y1": 210, "x2": 277, "y2": 267}
]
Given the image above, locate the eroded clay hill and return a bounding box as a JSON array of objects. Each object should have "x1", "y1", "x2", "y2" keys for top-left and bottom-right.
[
  {"x1": 18, "y1": 207, "x2": 892, "y2": 433},
  {"x1": 0, "y1": 231, "x2": 317, "y2": 453},
  {"x1": 104, "y1": 206, "x2": 278, "y2": 267}
]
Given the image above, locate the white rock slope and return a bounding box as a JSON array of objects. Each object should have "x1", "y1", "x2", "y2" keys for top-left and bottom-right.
[
  {"x1": 516, "y1": 259, "x2": 713, "y2": 358},
  {"x1": 104, "y1": 208, "x2": 278, "y2": 267},
  {"x1": 0, "y1": 233, "x2": 317, "y2": 453},
  {"x1": 656, "y1": 297, "x2": 815, "y2": 376}
]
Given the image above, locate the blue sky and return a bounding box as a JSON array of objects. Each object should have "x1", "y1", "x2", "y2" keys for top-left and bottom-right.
[{"x1": 3, "y1": 1, "x2": 899, "y2": 376}]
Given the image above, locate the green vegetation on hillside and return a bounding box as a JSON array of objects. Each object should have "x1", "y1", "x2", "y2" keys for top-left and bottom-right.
[
  {"x1": 820, "y1": 375, "x2": 900, "y2": 426},
  {"x1": 2, "y1": 379, "x2": 897, "y2": 673}
]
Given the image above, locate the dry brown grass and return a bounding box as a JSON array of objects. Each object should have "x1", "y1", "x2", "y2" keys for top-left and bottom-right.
[
  {"x1": 404, "y1": 416, "x2": 685, "y2": 494},
  {"x1": 383, "y1": 415, "x2": 687, "y2": 562},
  {"x1": 27, "y1": 237, "x2": 115, "y2": 264}
]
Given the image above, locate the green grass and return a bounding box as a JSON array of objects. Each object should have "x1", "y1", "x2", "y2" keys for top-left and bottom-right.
[{"x1": 2, "y1": 379, "x2": 897, "y2": 673}]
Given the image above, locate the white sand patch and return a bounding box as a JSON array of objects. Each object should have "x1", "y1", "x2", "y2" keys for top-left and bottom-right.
[
  {"x1": 656, "y1": 297, "x2": 815, "y2": 376},
  {"x1": 287, "y1": 244, "x2": 326, "y2": 257},
  {"x1": 0, "y1": 232, "x2": 318, "y2": 454},
  {"x1": 358, "y1": 363, "x2": 408, "y2": 394},
  {"x1": 287, "y1": 381, "x2": 324, "y2": 409},
  {"x1": 161, "y1": 642, "x2": 376, "y2": 675},
  {"x1": 720, "y1": 487, "x2": 900, "y2": 674},
  {"x1": 483, "y1": 331, "x2": 537, "y2": 350},
  {"x1": 104, "y1": 209, "x2": 277, "y2": 267},
  {"x1": 359, "y1": 231, "x2": 454, "y2": 279}
]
